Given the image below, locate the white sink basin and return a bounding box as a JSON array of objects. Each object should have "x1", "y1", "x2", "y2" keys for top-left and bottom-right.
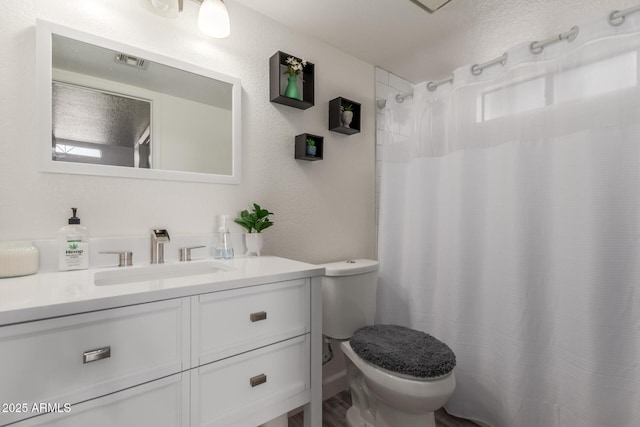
[{"x1": 94, "y1": 260, "x2": 232, "y2": 286}]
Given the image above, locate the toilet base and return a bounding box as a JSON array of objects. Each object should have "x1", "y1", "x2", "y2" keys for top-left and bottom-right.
[
  {"x1": 345, "y1": 406, "x2": 370, "y2": 427},
  {"x1": 376, "y1": 401, "x2": 436, "y2": 427},
  {"x1": 345, "y1": 401, "x2": 437, "y2": 427}
]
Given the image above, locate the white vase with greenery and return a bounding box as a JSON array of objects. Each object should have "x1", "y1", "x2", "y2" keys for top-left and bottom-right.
[
  {"x1": 341, "y1": 103, "x2": 354, "y2": 128},
  {"x1": 234, "y1": 203, "x2": 274, "y2": 256}
]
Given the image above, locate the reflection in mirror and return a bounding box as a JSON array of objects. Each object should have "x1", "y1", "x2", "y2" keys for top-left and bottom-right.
[
  {"x1": 37, "y1": 21, "x2": 241, "y2": 184},
  {"x1": 53, "y1": 82, "x2": 152, "y2": 168}
]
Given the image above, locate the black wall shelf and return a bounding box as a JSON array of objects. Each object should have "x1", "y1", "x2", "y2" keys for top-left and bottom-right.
[
  {"x1": 270, "y1": 51, "x2": 315, "y2": 110},
  {"x1": 295, "y1": 133, "x2": 324, "y2": 161},
  {"x1": 329, "y1": 97, "x2": 361, "y2": 135}
]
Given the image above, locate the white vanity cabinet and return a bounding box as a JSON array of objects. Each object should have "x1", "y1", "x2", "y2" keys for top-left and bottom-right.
[
  {"x1": 0, "y1": 298, "x2": 189, "y2": 426},
  {"x1": 191, "y1": 279, "x2": 311, "y2": 426},
  {"x1": 192, "y1": 279, "x2": 310, "y2": 366},
  {"x1": 13, "y1": 373, "x2": 190, "y2": 427},
  {"x1": 0, "y1": 257, "x2": 323, "y2": 427}
]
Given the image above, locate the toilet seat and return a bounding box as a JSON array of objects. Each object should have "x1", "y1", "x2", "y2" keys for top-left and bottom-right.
[{"x1": 350, "y1": 324, "x2": 456, "y2": 379}]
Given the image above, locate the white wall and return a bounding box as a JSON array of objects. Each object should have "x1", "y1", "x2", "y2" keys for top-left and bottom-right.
[{"x1": 0, "y1": 0, "x2": 376, "y2": 264}]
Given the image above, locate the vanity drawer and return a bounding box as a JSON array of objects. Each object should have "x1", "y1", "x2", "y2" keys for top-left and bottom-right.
[
  {"x1": 0, "y1": 298, "x2": 189, "y2": 426},
  {"x1": 191, "y1": 335, "x2": 310, "y2": 427},
  {"x1": 192, "y1": 279, "x2": 310, "y2": 366},
  {"x1": 14, "y1": 372, "x2": 189, "y2": 427}
]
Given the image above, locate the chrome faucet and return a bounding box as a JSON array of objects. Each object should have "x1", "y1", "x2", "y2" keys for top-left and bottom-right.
[{"x1": 151, "y1": 229, "x2": 170, "y2": 264}]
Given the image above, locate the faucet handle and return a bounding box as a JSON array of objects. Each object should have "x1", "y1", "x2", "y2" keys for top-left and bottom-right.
[
  {"x1": 100, "y1": 251, "x2": 133, "y2": 267},
  {"x1": 179, "y1": 246, "x2": 205, "y2": 262}
]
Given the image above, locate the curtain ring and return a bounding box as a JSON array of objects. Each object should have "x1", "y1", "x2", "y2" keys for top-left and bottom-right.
[
  {"x1": 426, "y1": 74, "x2": 454, "y2": 92},
  {"x1": 470, "y1": 53, "x2": 508, "y2": 76},
  {"x1": 609, "y1": 10, "x2": 625, "y2": 26},
  {"x1": 530, "y1": 41, "x2": 544, "y2": 55},
  {"x1": 530, "y1": 26, "x2": 579, "y2": 55}
]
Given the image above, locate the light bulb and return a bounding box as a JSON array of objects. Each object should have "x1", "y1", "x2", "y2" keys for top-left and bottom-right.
[{"x1": 198, "y1": 0, "x2": 231, "y2": 38}]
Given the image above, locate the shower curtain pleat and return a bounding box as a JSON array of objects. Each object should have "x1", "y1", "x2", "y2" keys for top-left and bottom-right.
[{"x1": 377, "y1": 10, "x2": 640, "y2": 427}]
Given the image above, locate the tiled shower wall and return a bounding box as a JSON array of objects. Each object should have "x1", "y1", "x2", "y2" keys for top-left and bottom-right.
[{"x1": 374, "y1": 67, "x2": 413, "y2": 256}]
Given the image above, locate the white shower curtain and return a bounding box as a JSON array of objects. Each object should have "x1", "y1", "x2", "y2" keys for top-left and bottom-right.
[{"x1": 377, "y1": 10, "x2": 640, "y2": 427}]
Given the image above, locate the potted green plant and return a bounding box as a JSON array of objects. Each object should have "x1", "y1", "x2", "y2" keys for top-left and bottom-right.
[
  {"x1": 234, "y1": 203, "x2": 274, "y2": 256},
  {"x1": 340, "y1": 103, "x2": 354, "y2": 128},
  {"x1": 306, "y1": 138, "x2": 317, "y2": 156}
]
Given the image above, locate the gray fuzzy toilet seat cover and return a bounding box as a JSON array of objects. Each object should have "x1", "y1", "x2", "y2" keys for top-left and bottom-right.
[{"x1": 350, "y1": 324, "x2": 456, "y2": 378}]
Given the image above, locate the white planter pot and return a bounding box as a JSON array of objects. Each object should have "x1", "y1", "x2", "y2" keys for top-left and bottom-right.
[
  {"x1": 341, "y1": 110, "x2": 353, "y2": 128},
  {"x1": 245, "y1": 233, "x2": 264, "y2": 256}
]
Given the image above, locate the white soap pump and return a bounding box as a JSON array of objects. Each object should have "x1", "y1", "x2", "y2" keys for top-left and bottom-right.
[{"x1": 58, "y1": 207, "x2": 89, "y2": 271}]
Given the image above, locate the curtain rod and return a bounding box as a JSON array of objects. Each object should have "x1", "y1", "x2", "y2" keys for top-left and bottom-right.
[
  {"x1": 609, "y1": 4, "x2": 640, "y2": 26},
  {"x1": 427, "y1": 74, "x2": 454, "y2": 91},
  {"x1": 471, "y1": 52, "x2": 508, "y2": 76},
  {"x1": 396, "y1": 92, "x2": 414, "y2": 102},
  {"x1": 529, "y1": 26, "x2": 579, "y2": 54},
  {"x1": 425, "y1": 4, "x2": 640, "y2": 90}
]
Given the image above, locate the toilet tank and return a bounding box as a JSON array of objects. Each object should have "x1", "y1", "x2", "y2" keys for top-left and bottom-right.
[{"x1": 320, "y1": 259, "x2": 379, "y2": 340}]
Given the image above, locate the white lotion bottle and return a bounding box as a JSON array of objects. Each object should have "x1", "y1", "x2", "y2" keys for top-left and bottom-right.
[{"x1": 58, "y1": 208, "x2": 89, "y2": 271}]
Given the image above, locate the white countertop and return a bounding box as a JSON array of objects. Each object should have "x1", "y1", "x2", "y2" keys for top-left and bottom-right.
[{"x1": 0, "y1": 256, "x2": 325, "y2": 326}]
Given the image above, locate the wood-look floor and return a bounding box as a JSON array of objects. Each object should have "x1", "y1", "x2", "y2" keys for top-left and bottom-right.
[{"x1": 288, "y1": 390, "x2": 480, "y2": 427}]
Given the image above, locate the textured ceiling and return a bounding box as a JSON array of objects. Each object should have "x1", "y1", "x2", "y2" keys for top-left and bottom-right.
[{"x1": 234, "y1": 0, "x2": 640, "y2": 83}]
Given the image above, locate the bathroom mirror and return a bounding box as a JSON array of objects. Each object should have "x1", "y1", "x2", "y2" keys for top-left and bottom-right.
[{"x1": 36, "y1": 20, "x2": 241, "y2": 184}]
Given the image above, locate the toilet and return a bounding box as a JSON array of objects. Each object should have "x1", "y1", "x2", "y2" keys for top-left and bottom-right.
[{"x1": 321, "y1": 259, "x2": 456, "y2": 427}]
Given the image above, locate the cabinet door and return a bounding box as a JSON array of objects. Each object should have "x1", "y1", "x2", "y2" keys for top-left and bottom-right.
[
  {"x1": 13, "y1": 372, "x2": 189, "y2": 427},
  {"x1": 192, "y1": 279, "x2": 310, "y2": 366},
  {"x1": 0, "y1": 298, "x2": 189, "y2": 425},
  {"x1": 192, "y1": 335, "x2": 310, "y2": 427}
]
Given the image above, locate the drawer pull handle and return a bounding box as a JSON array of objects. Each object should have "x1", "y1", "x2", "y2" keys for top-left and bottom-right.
[
  {"x1": 250, "y1": 373, "x2": 267, "y2": 387},
  {"x1": 250, "y1": 311, "x2": 267, "y2": 322},
  {"x1": 83, "y1": 346, "x2": 111, "y2": 364}
]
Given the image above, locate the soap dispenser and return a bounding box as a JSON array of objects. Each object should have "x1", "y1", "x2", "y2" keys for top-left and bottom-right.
[
  {"x1": 58, "y1": 208, "x2": 89, "y2": 271},
  {"x1": 214, "y1": 215, "x2": 234, "y2": 260}
]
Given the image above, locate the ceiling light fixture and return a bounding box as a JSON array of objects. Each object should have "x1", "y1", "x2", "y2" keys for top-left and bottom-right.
[
  {"x1": 139, "y1": 0, "x2": 230, "y2": 39},
  {"x1": 195, "y1": 0, "x2": 231, "y2": 39},
  {"x1": 139, "y1": 0, "x2": 183, "y2": 18},
  {"x1": 409, "y1": 0, "x2": 453, "y2": 13}
]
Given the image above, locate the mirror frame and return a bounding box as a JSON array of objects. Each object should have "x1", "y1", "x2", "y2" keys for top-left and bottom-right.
[{"x1": 36, "y1": 20, "x2": 242, "y2": 184}]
